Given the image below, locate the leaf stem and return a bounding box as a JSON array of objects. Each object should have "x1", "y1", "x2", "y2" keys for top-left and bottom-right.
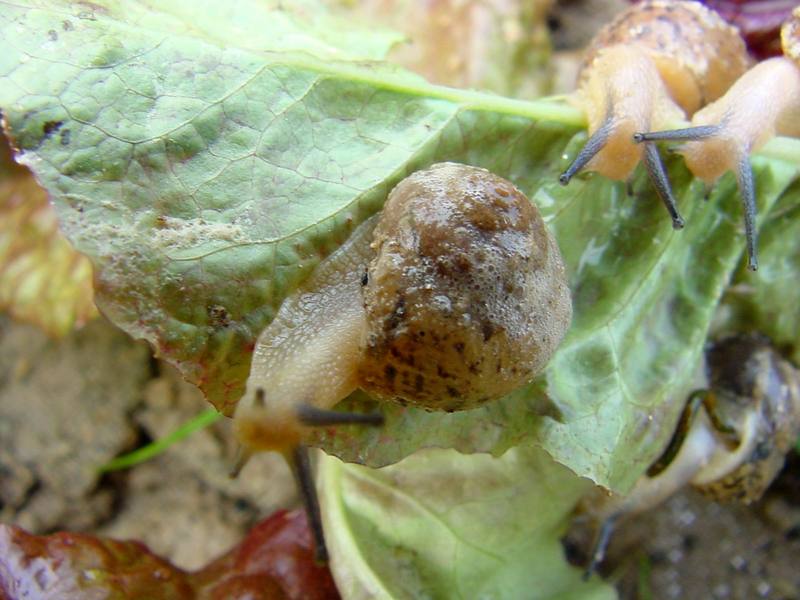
[{"x1": 267, "y1": 52, "x2": 587, "y2": 126}]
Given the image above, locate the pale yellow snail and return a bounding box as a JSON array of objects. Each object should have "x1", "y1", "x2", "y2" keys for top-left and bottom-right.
[
  {"x1": 635, "y1": 5, "x2": 800, "y2": 271},
  {"x1": 232, "y1": 162, "x2": 573, "y2": 561},
  {"x1": 559, "y1": 0, "x2": 750, "y2": 230},
  {"x1": 583, "y1": 334, "x2": 800, "y2": 575}
]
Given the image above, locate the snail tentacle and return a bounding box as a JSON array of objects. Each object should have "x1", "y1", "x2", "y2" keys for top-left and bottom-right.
[
  {"x1": 642, "y1": 141, "x2": 684, "y2": 229},
  {"x1": 583, "y1": 514, "x2": 619, "y2": 581},
  {"x1": 735, "y1": 155, "x2": 758, "y2": 271},
  {"x1": 559, "y1": 114, "x2": 613, "y2": 185},
  {"x1": 633, "y1": 124, "x2": 722, "y2": 144},
  {"x1": 287, "y1": 444, "x2": 328, "y2": 564}
]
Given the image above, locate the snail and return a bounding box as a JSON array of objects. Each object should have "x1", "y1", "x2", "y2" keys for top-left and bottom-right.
[
  {"x1": 232, "y1": 162, "x2": 573, "y2": 562},
  {"x1": 582, "y1": 333, "x2": 800, "y2": 576},
  {"x1": 559, "y1": 0, "x2": 751, "y2": 230},
  {"x1": 634, "y1": 5, "x2": 800, "y2": 271}
]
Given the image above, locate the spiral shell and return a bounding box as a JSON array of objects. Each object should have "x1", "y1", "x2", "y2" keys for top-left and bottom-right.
[
  {"x1": 580, "y1": 0, "x2": 750, "y2": 115},
  {"x1": 693, "y1": 335, "x2": 800, "y2": 503},
  {"x1": 358, "y1": 162, "x2": 572, "y2": 411}
]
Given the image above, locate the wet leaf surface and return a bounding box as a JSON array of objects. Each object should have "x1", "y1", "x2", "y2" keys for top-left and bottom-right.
[
  {"x1": 320, "y1": 446, "x2": 616, "y2": 600},
  {"x1": 1, "y1": 0, "x2": 798, "y2": 491}
]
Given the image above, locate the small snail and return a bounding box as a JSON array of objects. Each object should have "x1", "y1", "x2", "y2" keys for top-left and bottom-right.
[
  {"x1": 635, "y1": 5, "x2": 800, "y2": 271},
  {"x1": 232, "y1": 162, "x2": 573, "y2": 562},
  {"x1": 559, "y1": 1, "x2": 751, "y2": 229},
  {"x1": 582, "y1": 334, "x2": 800, "y2": 575}
]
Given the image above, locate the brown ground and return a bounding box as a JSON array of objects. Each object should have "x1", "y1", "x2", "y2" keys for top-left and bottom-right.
[{"x1": 0, "y1": 315, "x2": 296, "y2": 572}]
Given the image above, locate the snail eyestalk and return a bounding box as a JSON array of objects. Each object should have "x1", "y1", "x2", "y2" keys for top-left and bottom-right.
[
  {"x1": 559, "y1": 116, "x2": 613, "y2": 185},
  {"x1": 642, "y1": 141, "x2": 684, "y2": 229},
  {"x1": 254, "y1": 387, "x2": 266, "y2": 407},
  {"x1": 646, "y1": 391, "x2": 705, "y2": 478},
  {"x1": 583, "y1": 514, "x2": 619, "y2": 581},
  {"x1": 633, "y1": 124, "x2": 721, "y2": 144},
  {"x1": 735, "y1": 156, "x2": 758, "y2": 271},
  {"x1": 646, "y1": 390, "x2": 740, "y2": 478},
  {"x1": 229, "y1": 446, "x2": 253, "y2": 479}
]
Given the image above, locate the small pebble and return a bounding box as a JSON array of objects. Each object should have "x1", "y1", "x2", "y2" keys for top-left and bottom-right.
[
  {"x1": 713, "y1": 582, "x2": 731, "y2": 598},
  {"x1": 730, "y1": 555, "x2": 747, "y2": 571},
  {"x1": 678, "y1": 509, "x2": 696, "y2": 527},
  {"x1": 667, "y1": 582, "x2": 682, "y2": 598}
]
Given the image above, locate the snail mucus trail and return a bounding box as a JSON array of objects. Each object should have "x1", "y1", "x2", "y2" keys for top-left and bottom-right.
[
  {"x1": 582, "y1": 334, "x2": 800, "y2": 577},
  {"x1": 231, "y1": 162, "x2": 573, "y2": 562}
]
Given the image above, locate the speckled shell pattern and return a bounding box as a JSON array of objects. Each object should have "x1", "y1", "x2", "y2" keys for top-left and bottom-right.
[
  {"x1": 579, "y1": 0, "x2": 751, "y2": 114},
  {"x1": 782, "y1": 6, "x2": 800, "y2": 67},
  {"x1": 357, "y1": 163, "x2": 572, "y2": 412},
  {"x1": 696, "y1": 335, "x2": 800, "y2": 503}
]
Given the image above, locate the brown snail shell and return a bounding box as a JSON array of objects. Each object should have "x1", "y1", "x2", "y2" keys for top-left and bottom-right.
[
  {"x1": 692, "y1": 334, "x2": 800, "y2": 502},
  {"x1": 232, "y1": 162, "x2": 572, "y2": 562},
  {"x1": 359, "y1": 162, "x2": 572, "y2": 411},
  {"x1": 580, "y1": 0, "x2": 750, "y2": 115}
]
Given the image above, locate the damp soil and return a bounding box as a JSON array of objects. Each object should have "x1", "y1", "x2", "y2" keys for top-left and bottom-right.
[
  {"x1": 565, "y1": 460, "x2": 800, "y2": 600},
  {"x1": 0, "y1": 316, "x2": 296, "y2": 572}
]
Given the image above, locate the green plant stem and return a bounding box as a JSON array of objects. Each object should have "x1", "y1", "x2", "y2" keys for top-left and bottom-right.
[
  {"x1": 637, "y1": 554, "x2": 653, "y2": 600},
  {"x1": 99, "y1": 408, "x2": 222, "y2": 472}
]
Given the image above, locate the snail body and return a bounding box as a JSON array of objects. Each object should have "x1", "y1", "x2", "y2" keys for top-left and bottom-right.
[
  {"x1": 584, "y1": 334, "x2": 800, "y2": 573},
  {"x1": 233, "y1": 162, "x2": 572, "y2": 561},
  {"x1": 560, "y1": 1, "x2": 750, "y2": 228},
  {"x1": 636, "y1": 6, "x2": 800, "y2": 270},
  {"x1": 233, "y1": 217, "x2": 376, "y2": 455}
]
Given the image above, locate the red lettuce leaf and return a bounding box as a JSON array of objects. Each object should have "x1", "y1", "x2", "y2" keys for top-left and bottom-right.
[{"x1": 0, "y1": 510, "x2": 339, "y2": 600}]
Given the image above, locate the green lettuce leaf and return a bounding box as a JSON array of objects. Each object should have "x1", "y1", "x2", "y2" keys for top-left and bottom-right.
[
  {"x1": 716, "y1": 165, "x2": 800, "y2": 363},
  {"x1": 320, "y1": 446, "x2": 616, "y2": 600},
  {"x1": 1, "y1": 1, "x2": 799, "y2": 497}
]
